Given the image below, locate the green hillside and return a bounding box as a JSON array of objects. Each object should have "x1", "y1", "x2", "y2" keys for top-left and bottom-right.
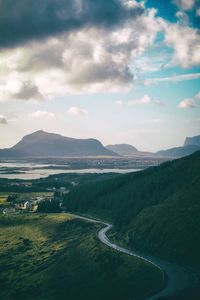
[
  {"x1": 63, "y1": 151, "x2": 200, "y2": 270},
  {"x1": 0, "y1": 214, "x2": 163, "y2": 300}
]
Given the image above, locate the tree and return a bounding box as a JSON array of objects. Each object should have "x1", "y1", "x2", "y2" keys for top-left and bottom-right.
[
  {"x1": 37, "y1": 198, "x2": 61, "y2": 213},
  {"x1": 6, "y1": 194, "x2": 18, "y2": 202}
]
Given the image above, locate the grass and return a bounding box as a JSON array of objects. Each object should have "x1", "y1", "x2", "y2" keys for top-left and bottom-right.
[
  {"x1": 0, "y1": 192, "x2": 53, "y2": 198},
  {"x1": 0, "y1": 192, "x2": 53, "y2": 208},
  {"x1": 18, "y1": 192, "x2": 53, "y2": 197},
  {"x1": 0, "y1": 213, "x2": 164, "y2": 300},
  {"x1": 0, "y1": 196, "x2": 6, "y2": 205}
]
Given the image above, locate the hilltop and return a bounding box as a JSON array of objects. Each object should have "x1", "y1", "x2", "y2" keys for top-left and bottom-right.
[
  {"x1": 106, "y1": 144, "x2": 138, "y2": 156},
  {"x1": 63, "y1": 150, "x2": 200, "y2": 271},
  {"x1": 0, "y1": 130, "x2": 117, "y2": 158},
  {"x1": 157, "y1": 134, "x2": 200, "y2": 158}
]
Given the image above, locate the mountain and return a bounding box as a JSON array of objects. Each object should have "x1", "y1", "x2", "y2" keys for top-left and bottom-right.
[
  {"x1": 0, "y1": 130, "x2": 118, "y2": 158},
  {"x1": 63, "y1": 150, "x2": 200, "y2": 272},
  {"x1": 106, "y1": 144, "x2": 138, "y2": 156},
  {"x1": 156, "y1": 144, "x2": 200, "y2": 158},
  {"x1": 156, "y1": 134, "x2": 200, "y2": 158},
  {"x1": 184, "y1": 135, "x2": 200, "y2": 147},
  {"x1": 106, "y1": 144, "x2": 156, "y2": 157},
  {"x1": 107, "y1": 135, "x2": 200, "y2": 158}
]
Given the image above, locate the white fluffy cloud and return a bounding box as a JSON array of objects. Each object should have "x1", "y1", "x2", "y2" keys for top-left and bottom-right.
[
  {"x1": 0, "y1": 80, "x2": 44, "y2": 102},
  {"x1": 128, "y1": 94, "x2": 151, "y2": 105},
  {"x1": 196, "y1": 8, "x2": 200, "y2": 16},
  {"x1": 128, "y1": 94, "x2": 164, "y2": 106},
  {"x1": 144, "y1": 73, "x2": 200, "y2": 85},
  {"x1": 0, "y1": 115, "x2": 8, "y2": 125},
  {"x1": 0, "y1": 5, "x2": 161, "y2": 100},
  {"x1": 176, "y1": 11, "x2": 189, "y2": 25},
  {"x1": 30, "y1": 111, "x2": 55, "y2": 118},
  {"x1": 195, "y1": 92, "x2": 200, "y2": 100},
  {"x1": 178, "y1": 99, "x2": 197, "y2": 108},
  {"x1": 173, "y1": 0, "x2": 196, "y2": 11},
  {"x1": 0, "y1": 1, "x2": 198, "y2": 103},
  {"x1": 138, "y1": 119, "x2": 162, "y2": 124},
  {"x1": 67, "y1": 106, "x2": 88, "y2": 116},
  {"x1": 115, "y1": 100, "x2": 123, "y2": 106},
  {"x1": 164, "y1": 23, "x2": 200, "y2": 68}
]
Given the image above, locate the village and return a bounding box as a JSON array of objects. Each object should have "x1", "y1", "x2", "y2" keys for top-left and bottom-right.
[{"x1": 0, "y1": 186, "x2": 69, "y2": 215}]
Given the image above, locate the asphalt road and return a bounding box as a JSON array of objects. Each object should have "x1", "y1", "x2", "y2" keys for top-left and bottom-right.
[{"x1": 69, "y1": 213, "x2": 198, "y2": 300}]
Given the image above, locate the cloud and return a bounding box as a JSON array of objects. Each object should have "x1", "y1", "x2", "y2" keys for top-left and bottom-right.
[
  {"x1": 115, "y1": 100, "x2": 123, "y2": 106},
  {"x1": 0, "y1": 115, "x2": 8, "y2": 125},
  {"x1": 128, "y1": 94, "x2": 164, "y2": 106},
  {"x1": 0, "y1": 80, "x2": 44, "y2": 101},
  {"x1": 164, "y1": 23, "x2": 200, "y2": 68},
  {"x1": 30, "y1": 111, "x2": 55, "y2": 118},
  {"x1": 195, "y1": 91, "x2": 200, "y2": 100},
  {"x1": 0, "y1": 4, "x2": 161, "y2": 96},
  {"x1": 144, "y1": 72, "x2": 200, "y2": 85},
  {"x1": 196, "y1": 8, "x2": 200, "y2": 16},
  {"x1": 13, "y1": 82, "x2": 44, "y2": 101},
  {"x1": 176, "y1": 11, "x2": 189, "y2": 26},
  {"x1": 0, "y1": 0, "x2": 144, "y2": 49},
  {"x1": 67, "y1": 106, "x2": 88, "y2": 116},
  {"x1": 173, "y1": 0, "x2": 196, "y2": 11},
  {"x1": 138, "y1": 119, "x2": 162, "y2": 124},
  {"x1": 178, "y1": 99, "x2": 197, "y2": 109},
  {"x1": 128, "y1": 94, "x2": 151, "y2": 105}
]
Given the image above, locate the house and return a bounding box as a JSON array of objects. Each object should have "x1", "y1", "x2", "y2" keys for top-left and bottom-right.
[
  {"x1": 23, "y1": 201, "x2": 32, "y2": 210},
  {"x1": 3, "y1": 208, "x2": 16, "y2": 215},
  {"x1": 35, "y1": 196, "x2": 44, "y2": 202}
]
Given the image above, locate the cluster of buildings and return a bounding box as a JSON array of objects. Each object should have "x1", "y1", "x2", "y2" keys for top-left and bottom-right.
[
  {"x1": 2, "y1": 196, "x2": 45, "y2": 215},
  {"x1": 1, "y1": 186, "x2": 69, "y2": 215}
]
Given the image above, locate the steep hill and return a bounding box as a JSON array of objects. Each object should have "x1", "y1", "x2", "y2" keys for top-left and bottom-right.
[
  {"x1": 0, "y1": 130, "x2": 117, "y2": 158},
  {"x1": 184, "y1": 135, "x2": 200, "y2": 147},
  {"x1": 106, "y1": 144, "x2": 156, "y2": 158},
  {"x1": 64, "y1": 151, "x2": 200, "y2": 271},
  {"x1": 156, "y1": 134, "x2": 200, "y2": 158},
  {"x1": 156, "y1": 144, "x2": 200, "y2": 158},
  {"x1": 106, "y1": 144, "x2": 138, "y2": 156}
]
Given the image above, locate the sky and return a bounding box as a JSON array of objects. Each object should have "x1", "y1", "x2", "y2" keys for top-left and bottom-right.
[{"x1": 0, "y1": 0, "x2": 200, "y2": 152}]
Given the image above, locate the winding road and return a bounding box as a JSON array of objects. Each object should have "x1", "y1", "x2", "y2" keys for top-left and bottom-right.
[{"x1": 69, "y1": 213, "x2": 198, "y2": 300}]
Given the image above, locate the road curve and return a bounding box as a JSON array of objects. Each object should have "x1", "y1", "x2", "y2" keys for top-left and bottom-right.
[{"x1": 69, "y1": 213, "x2": 198, "y2": 300}]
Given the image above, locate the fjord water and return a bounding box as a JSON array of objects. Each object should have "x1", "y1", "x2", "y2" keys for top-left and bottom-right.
[{"x1": 0, "y1": 161, "x2": 141, "y2": 180}]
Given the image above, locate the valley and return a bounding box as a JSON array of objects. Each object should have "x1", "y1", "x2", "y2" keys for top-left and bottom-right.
[
  {"x1": 1, "y1": 0, "x2": 200, "y2": 299},
  {"x1": 0, "y1": 147, "x2": 200, "y2": 299},
  {"x1": 0, "y1": 214, "x2": 164, "y2": 300}
]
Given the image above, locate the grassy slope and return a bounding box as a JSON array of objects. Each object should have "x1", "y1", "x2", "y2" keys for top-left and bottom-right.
[
  {"x1": 0, "y1": 214, "x2": 163, "y2": 300},
  {"x1": 63, "y1": 151, "x2": 200, "y2": 271}
]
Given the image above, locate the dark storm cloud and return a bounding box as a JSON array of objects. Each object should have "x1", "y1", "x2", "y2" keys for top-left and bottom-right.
[{"x1": 0, "y1": 0, "x2": 144, "y2": 48}]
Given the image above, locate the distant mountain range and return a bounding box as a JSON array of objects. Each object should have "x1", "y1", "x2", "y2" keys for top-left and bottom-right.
[
  {"x1": 106, "y1": 144, "x2": 138, "y2": 156},
  {"x1": 0, "y1": 131, "x2": 199, "y2": 159},
  {"x1": 0, "y1": 130, "x2": 117, "y2": 158},
  {"x1": 184, "y1": 135, "x2": 200, "y2": 147},
  {"x1": 106, "y1": 135, "x2": 200, "y2": 158},
  {"x1": 106, "y1": 144, "x2": 156, "y2": 158},
  {"x1": 156, "y1": 135, "x2": 200, "y2": 158},
  {"x1": 156, "y1": 145, "x2": 200, "y2": 158}
]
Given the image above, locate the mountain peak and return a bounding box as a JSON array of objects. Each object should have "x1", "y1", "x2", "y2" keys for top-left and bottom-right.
[
  {"x1": 33, "y1": 130, "x2": 46, "y2": 134},
  {"x1": 26, "y1": 130, "x2": 49, "y2": 137},
  {"x1": 184, "y1": 135, "x2": 200, "y2": 147},
  {"x1": 0, "y1": 130, "x2": 118, "y2": 158},
  {"x1": 106, "y1": 143, "x2": 138, "y2": 156}
]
